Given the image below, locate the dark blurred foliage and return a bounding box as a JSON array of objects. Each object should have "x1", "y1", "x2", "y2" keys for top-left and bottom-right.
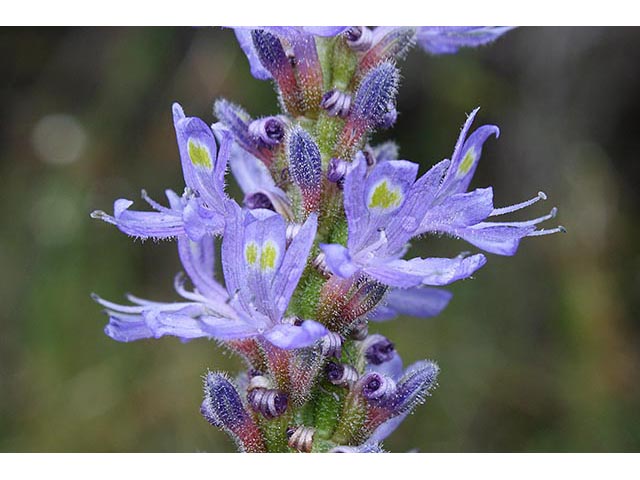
[{"x1": 0, "y1": 27, "x2": 639, "y2": 452}]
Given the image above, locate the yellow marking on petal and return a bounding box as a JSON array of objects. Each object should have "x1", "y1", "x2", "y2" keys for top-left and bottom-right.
[
  {"x1": 457, "y1": 148, "x2": 476, "y2": 177},
  {"x1": 260, "y1": 241, "x2": 278, "y2": 271},
  {"x1": 368, "y1": 180, "x2": 403, "y2": 211},
  {"x1": 245, "y1": 242, "x2": 259, "y2": 266},
  {"x1": 188, "y1": 138, "x2": 212, "y2": 169}
]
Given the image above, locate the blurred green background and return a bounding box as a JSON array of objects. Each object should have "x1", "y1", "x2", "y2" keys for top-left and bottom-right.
[{"x1": 1, "y1": 27, "x2": 639, "y2": 452}]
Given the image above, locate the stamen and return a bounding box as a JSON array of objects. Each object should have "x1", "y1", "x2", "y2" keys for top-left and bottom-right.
[
  {"x1": 141, "y1": 189, "x2": 173, "y2": 213},
  {"x1": 528, "y1": 225, "x2": 567, "y2": 237},
  {"x1": 490, "y1": 191, "x2": 547, "y2": 217},
  {"x1": 495, "y1": 207, "x2": 558, "y2": 228}
]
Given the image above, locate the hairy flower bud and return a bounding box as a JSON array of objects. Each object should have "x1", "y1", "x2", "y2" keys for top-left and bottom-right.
[
  {"x1": 391, "y1": 361, "x2": 439, "y2": 414},
  {"x1": 337, "y1": 62, "x2": 399, "y2": 158},
  {"x1": 251, "y1": 29, "x2": 302, "y2": 115},
  {"x1": 201, "y1": 372, "x2": 265, "y2": 452},
  {"x1": 287, "y1": 126, "x2": 322, "y2": 213}
]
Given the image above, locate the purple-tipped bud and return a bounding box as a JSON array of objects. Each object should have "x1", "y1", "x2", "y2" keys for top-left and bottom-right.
[
  {"x1": 251, "y1": 29, "x2": 291, "y2": 78},
  {"x1": 244, "y1": 192, "x2": 275, "y2": 211},
  {"x1": 325, "y1": 361, "x2": 359, "y2": 386},
  {"x1": 320, "y1": 331, "x2": 343, "y2": 359},
  {"x1": 357, "y1": 372, "x2": 397, "y2": 406},
  {"x1": 345, "y1": 26, "x2": 373, "y2": 52},
  {"x1": 320, "y1": 89, "x2": 352, "y2": 118},
  {"x1": 327, "y1": 157, "x2": 349, "y2": 183},
  {"x1": 287, "y1": 126, "x2": 322, "y2": 213},
  {"x1": 201, "y1": 372, "x2": 265, "y2": 452},
  {"x1": 363, "y1": 334, "x2": 396, "y2": 365},
  {"x1": 248, "y1": 116, "x2": 286, "y2": 147},
  {"x1": 392, "y1": 361, "x2": 439, "y2": 414},
  {"x1": 251, "y1": 29, "x2": 301, "y2": 115},
  {"x1": 351, "y1": 62, "x2": 399, "y2": 130},
  {"x1": 247, "y1": 388, "x2": 289, "y2": 419}
]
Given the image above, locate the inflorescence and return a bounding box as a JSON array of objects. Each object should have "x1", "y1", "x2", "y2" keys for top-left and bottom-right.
[{"x1": 91, "y1": 26, "x2": 563, "y2": 452}]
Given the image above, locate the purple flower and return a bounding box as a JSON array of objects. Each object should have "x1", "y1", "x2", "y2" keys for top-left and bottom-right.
[
  {"x1": 416, "y1": 108, "x2": 565, "y2": 255},
  {"x1": 91, "y1": 103, "x2": 231, "y2": 241},
  {"x1": 319, "y1": 152, "x2": 487, "y2": 288},
  {"x1": 416, "y1": 26, "x2": 515, "y2": 55},
  {"x1": 93, "y1": 202, "x2": 327, "y2": 349}
]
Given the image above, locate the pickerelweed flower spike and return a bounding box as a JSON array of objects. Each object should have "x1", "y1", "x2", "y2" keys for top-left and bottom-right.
[{"x1": 92, "y1": 26, "x2": 560, "y2": 453}]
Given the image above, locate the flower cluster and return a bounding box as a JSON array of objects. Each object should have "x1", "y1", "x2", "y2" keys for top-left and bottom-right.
[{"x1": 92, "y1": 26, "x2": 563, "y2": 452}]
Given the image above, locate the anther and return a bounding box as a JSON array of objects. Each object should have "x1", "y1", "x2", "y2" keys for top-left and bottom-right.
[{"x1": 491, "y1": 191, "x2": 548, "y2": 217}]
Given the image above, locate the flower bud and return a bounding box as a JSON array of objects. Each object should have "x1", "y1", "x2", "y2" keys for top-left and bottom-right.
[
  {"x1": 391, "y1": 360, "x2": 439, "y2": 414},
  {"x1": 287, "y1": 126, "x2": 322, "y2": 213},
  {"x1": 251, "y1": 29, "x2": 302, "y2": 115},
  {"x1": 201, "y1": 372, "x2": 265, "y2": 452},
  {"x1": 337, "y1": 62, "x2": 399, "y2": 157}
]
